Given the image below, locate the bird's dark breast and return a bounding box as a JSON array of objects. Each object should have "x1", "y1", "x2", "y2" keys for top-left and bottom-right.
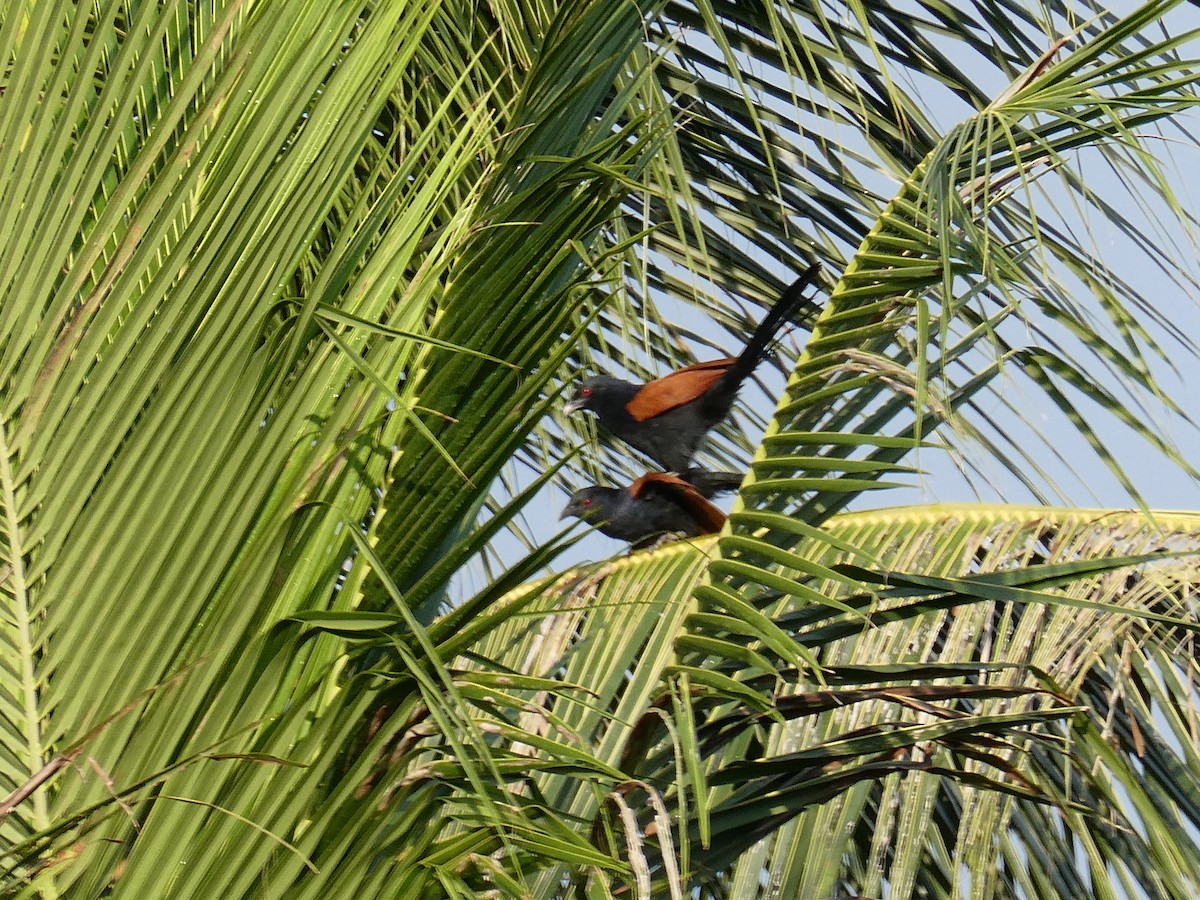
[
  {"x1": 597, "y1": 492, "x2": 706, "y2": 542},
  {"x1": 607, "y1": 403, "x2": 707, "y2": 473}
]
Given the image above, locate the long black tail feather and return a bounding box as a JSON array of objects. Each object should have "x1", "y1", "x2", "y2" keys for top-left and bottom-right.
[
  {"x1": 705, "y1": 263, "x2": 823, "y2": 414},
  {"x1": 683, "y1": 468, "x2": 745, "y2": 497}
]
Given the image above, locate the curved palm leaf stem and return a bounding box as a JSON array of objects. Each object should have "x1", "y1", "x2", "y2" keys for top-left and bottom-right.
[{"x1": 0, "y1": 418, "x2": 48, "y2": 837}]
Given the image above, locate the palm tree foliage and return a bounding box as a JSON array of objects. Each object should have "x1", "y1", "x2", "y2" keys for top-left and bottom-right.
[{"x1": 0, "y1": 0, "x2": 1199, "y2": 897}]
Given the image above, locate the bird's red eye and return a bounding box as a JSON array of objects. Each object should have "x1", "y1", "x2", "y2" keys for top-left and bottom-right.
[
  {"x1": 581, "y1": 387, "x2": 592, "y2": 398},
  {"x1": 582, "y1": 498, "x2": 593, "y2": 506}
]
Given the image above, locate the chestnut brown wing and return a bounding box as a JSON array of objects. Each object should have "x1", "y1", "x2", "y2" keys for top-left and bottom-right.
[
  {"x1": 624, "y1": 358, "x2": 735, "y2": 423},
  {"x1": 629, "y1": 472, "x2": 727, "y2": 534}
]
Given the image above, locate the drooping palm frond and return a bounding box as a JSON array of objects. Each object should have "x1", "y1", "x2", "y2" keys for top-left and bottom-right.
[
  {"x1": 0, "y1": 0, "x2": 677, "y2": 893},
  {"x1": 434, "y1": 505, "x2": 1199, "y2": 897},
  {"x1": 1, "y1": 0, "x2": 1199, "y2": 897},
  {"x1": 731, "y1": 505, "x2": 1200, "y2": 900}
]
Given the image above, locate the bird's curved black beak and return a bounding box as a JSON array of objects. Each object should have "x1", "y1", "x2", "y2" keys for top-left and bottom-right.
[
  {"x1": 558, "y1": 502, "x2": 574, "y2": 521},
  {"x1": 562, "y1": 397, "x2": 586, "y2": 415}
]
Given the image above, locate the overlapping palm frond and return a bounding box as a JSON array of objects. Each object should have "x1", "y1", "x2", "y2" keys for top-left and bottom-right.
[
  {"x1": 725, "y1": 505, "x2": 1200, "y2": 900},
  {"x1": 451, "y1": 507, "x2": 1200, "y2": 896},
  {"x1": 0, "y1": 0, "x2": 673, "y2": 893},
  {"x1": 1, "y1": 0, "x2": 1199, "y2": 897}
]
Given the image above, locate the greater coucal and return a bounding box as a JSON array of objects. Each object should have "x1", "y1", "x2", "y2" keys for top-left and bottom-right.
[
  {"x1": 560, "y1": 472, "x2": 727, "y2": 548},
  {"x1": 563, "y1": 264, "x2": 821, "y2": 472}
]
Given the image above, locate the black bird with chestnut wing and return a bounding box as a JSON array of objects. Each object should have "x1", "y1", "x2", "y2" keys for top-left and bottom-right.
[
  {"x1": 564, "y1": 264, "x2": 822, "y2": 472},
  {"x1": 560, "y1": 472, "x2": 728, "y2": 549}
]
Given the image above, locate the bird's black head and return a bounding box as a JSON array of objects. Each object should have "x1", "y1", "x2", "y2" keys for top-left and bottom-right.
[
  {"x1": 560, "y1": 486, "x2": 620, "y2": 523},
  {"x1": 563, "y1": 375, "x2": 631, "y2": 416}
]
